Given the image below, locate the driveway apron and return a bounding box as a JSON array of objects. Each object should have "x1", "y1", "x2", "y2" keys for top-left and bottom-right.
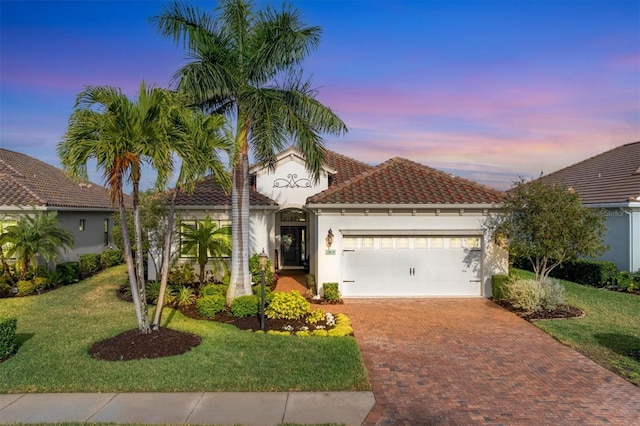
[{"x1": 340, "y1": 298, "x2": 640, "y2": 425}]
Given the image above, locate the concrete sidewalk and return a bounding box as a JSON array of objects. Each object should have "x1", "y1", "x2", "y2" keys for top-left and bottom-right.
[{"x1": 0, "y1": 391, "x2": 375, "y2": 425}]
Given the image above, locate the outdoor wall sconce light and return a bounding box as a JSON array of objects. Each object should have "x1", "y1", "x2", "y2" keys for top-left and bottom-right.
[
  {"x1": 259, "y1": 248, "x2": 268, "y2": 331},
  {"x1": 326, "y1": 228, "x2": 334, "y2": 249}
]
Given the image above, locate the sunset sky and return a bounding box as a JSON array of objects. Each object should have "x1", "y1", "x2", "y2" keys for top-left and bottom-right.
[{"x1": 1, "y1": 0, "x2": 638, "y2": 191}]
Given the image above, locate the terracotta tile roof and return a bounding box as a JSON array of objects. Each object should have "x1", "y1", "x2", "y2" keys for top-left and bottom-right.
[
  {"x1": 324, "y1": 149, "x2": 373, "y2": 185},
  {"x1": 0, "y1": 148, "x2": 116, "y2": 210},
  {"x1": 174, "y1": 174, "x2": 278, "y2": 207},
  {"x1": 307, "y1": 157, "x2": 504, "y2": 205},
  {"x1": 537, "y1": 141, "x2": 640, "y2": 204}
]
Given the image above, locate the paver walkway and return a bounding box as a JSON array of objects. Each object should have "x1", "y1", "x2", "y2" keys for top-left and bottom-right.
[{"x1": 339, "y1": 298, "x2": 640, "y2": 425}]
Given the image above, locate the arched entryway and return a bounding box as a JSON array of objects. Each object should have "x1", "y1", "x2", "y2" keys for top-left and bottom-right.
[{"x1": 278, "y1": 208, "x2": 308, "y2": 270}]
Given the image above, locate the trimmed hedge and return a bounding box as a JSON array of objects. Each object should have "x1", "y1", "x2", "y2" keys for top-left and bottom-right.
[
  {"x1": 56, "y1": 262, "x2": 80, "y2": 285},
  {"x1": 491, "y1": 275, "x2": 509, "y2": 300},
  {"x1": 0, "y1": 316, "x2": 17, "y2": 359},
  {"x1": 196, "y1": 294, "x2": 227, "y2": 318},
  {"x1": 79, "y1": 253, "x2": 102, "y2": 278},
  {"x1": 322, "y1": 282, "x2": 341, "y2": 302},
  {"x1": 513, "y1": 257, "x2": 618, "y2": 287},
  {"x1": 100, "y1": 248, "x2": 124, "y2": 267}
]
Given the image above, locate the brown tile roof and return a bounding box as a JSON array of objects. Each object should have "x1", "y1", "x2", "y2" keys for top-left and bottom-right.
[
  {"x1": 174, "y1": 174, "x2": 278, "y2": 207},
  {"x1": 307, "y1": 157, "x2": 505, "y2": 205},
  {"x1": 0, "y1": 148, "x2": 116, "y2": 210},
  {"x1": 537, "y1": 141, "x2": 640, "y2": 204},
  {"x1": 324, "y1": 149, "x2": 373, "y2": 185}
]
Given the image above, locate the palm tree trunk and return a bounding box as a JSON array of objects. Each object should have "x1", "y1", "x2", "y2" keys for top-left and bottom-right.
[
  {"x1": 0, "y1": 246, "x2": 10, "y2": 276},
  {"x1": 152, "y1": 190, "x2": 178, "y2": 330},
  {"x1": 120, "y1": 203, "x2": 143, "y2": 328},
  {"x1": 227, "y1": 150, "x2": 252, "y2": 304},
  {"x1": 132, "y1": 184, "x2": 151, "y2": 333}
]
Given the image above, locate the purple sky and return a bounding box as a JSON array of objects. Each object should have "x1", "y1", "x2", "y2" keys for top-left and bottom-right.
[{"x1": 1, "y1": 0, "x2": 638, "y2": 191}]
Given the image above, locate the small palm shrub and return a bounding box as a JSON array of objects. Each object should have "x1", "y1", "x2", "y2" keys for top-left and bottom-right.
[
  {"x1": 230, "y1": 295, "x2": 259, "y2": 318},
  {"x1": 265, "y1": 290, "x2": 310, "y2": 320},
  {"x1": 176, "y1": 286, "x2": 196, "y2": 307},
  {"x1": 322, "y1": 282, "x2": 341, "y2": 302},
  {"x1": 201, "y1": 283, "x2": 228, "y2": 297},
  {"x1": 145, "y1": 281, "x2": 161, "y2": 305},
  {"x1": 196, "y1": 294, "x2": 227, "y2": 318},
  {"x1": 101, "y1": 248, "x2": 124, "y2": 267}
]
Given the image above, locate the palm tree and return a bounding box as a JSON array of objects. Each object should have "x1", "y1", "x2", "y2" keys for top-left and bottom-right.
[
  {"x1": 0, "y1": 210, "x2": 74, "y2": 279},
  {"x1": 58, "y1": 82, "x2": 211, "y2": 333},
  {"x1": 153, "y1": 0, "x2": 347, "y2": 304},
  {"x1": 180, "y1": 215, "x2": 232, "y2": 289},
  {"x1": 152, "y1": 110, "x2": 231, "y2": 328}
]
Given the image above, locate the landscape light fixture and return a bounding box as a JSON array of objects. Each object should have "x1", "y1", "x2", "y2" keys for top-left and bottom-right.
[{"x1": 259, "y1": 248, "x2": 268, "y2": 331}]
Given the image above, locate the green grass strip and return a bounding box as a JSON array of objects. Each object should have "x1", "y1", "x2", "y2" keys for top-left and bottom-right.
[{"x1": 512, "y1": 268, "x2": 640, "y2": 386}]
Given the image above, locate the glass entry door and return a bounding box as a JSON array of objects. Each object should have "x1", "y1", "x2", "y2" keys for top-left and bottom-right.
[{"x1": 281, "y1": 226, "x2": 306, "y2": 267}]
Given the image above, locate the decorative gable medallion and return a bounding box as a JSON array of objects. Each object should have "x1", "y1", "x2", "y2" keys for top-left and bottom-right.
[{"x1": 273, "y1": 174, "x2": 311, "y2": 189}]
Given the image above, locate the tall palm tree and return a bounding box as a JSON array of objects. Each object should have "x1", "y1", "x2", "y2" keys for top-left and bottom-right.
[
  {"x1": 0, "y1": 210, "x2": 74, "y2": 280},
  {"x1": 58, "y1": 83, "x2": 223, "y2": 332},
  {"x1": 153, "y1": 0, "x2": 347, "y2": 304},
  {"x1": 180, "y1": 215, "x2": 232, "y2": 289}
]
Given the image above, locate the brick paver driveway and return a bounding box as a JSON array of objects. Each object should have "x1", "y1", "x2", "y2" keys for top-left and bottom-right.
[{"x1": 340, "y1": 298, "x2": 640, "y2": 425}]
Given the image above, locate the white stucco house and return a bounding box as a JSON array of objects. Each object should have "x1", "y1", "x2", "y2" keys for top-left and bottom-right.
[
  {"x1": 536, "y1": 141, "x2": 640, "y2": 273},
  {"x1": 174, "y1": 147, "x2": 508, "y2": 298}
]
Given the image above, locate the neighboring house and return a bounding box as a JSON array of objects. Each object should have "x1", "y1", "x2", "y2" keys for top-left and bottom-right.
[
  {"x1": 0, "y1": 148, "x2": 118, "y2": 263},
  {"x1": 174, "y1": 147, "x2": 508, "y2": 298},
  {"x1": 536, "y1": 141, "x2": 640, "y2": 273}
]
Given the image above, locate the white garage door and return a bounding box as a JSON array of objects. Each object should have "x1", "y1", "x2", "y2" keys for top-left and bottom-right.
[{"x1": 341, "y1": 235, "x2": 482, "y2": 297}]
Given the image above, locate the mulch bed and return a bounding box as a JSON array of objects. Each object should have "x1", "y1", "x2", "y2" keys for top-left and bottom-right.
[{"x1": 492, "y1": 299, "x2": 585, "y2": 322}]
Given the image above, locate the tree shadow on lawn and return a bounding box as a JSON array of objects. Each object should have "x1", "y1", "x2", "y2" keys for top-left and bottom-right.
[{"x1": 594, "y1": 333, "x2": 640, "y2": 362}]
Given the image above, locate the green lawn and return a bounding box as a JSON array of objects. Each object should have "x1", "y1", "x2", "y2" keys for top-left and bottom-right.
[
  {"x1": 0, "y1": 265, "x2": 370, "y2": 393},
  {"x1": 512, "y1": 268, "x2": 640, "y2": 386}
]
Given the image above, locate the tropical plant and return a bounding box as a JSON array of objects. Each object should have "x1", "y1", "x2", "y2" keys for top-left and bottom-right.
[
  {"x1": 0, "y1": 210, "x2": 74, "y2": 280},
  {"x1": 489, "y1": 178, "x2": 607, "y2": 283},
  {"x1": 180, "y1": 215, "x2": 231, "y2": 289},
  {"x1": 153, "y1": 0, "x2": 347, "y2": 304},
  {"x1": 58, "y1": 83, "x2": 229, "y2": 333}
]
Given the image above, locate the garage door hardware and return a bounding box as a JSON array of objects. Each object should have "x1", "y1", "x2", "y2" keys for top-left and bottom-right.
[{"x1": 409, "y1": 268, "x2": 416, "y2": 276}]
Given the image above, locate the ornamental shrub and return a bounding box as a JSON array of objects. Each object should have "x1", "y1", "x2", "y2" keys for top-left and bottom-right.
[
  {"x1": 33, "y1": 276, "x2": 51, "y2": 292},
  {"x1": 196, "y1": 294, "x2": 227, "y2": 318},
  {"x1": 540, "y1": 279, "x2": 565, "y2": 310},
  {"x1": 176, "y1": 286, "x2": 196, "y2": 307},
  {"x1": 265, "y1": 290, "x2": 310, "y2": 320},
  {"x1": 56, "y1": 262, "x2": 80, "y2": 285},
  {"x1": 201, "y1": 283, "x2": 228, "y2": 297},
  {"x1": 101, "y1": 248, "x2": 124, "y2": 267},
  {"x1": 0, "y1": 282, "x2": 11, "y2": 298},
  {"x1": 79, "y1": 253, "x2": 102, "y2": 278},
  {"x1": 306, "y1": 274, "x2": 317, "y2": 295},
  {"x1": 16, "y1": 280, "x2": 37, "y2": 296},
  {"x1": 0, "y1": 316, "x2": 17, "y2": 359},
  {"x1": 306, "y1": 308, "x2": 326, "y2": 325},
  {"x1": 252, "y1": 283, "x2": 272, "y2": 299},
  {"x1": 231, "y1": 295, "x2": 259, "y2": 318},
  {"x1": 615, "y1": 271, "x2": 640, "y2": 292},
  {"x1": 169, "y1": 262, "x2": 196, "y2": 286},
  {"x1": 312, "y1": 329, "x2": 328, "y2": 337},
  {"x1": 248, "y1": 253, "x2": 276, "y2": 286},
  {"x1": 323, "y1": 282, "x2": 341, "y2": 302},
  {"x1": 506, "y1": 279, "x2": 543, "y2": 312},
  {"x1": 491, "y1": 275, "x2": 509, "y2": 300}
]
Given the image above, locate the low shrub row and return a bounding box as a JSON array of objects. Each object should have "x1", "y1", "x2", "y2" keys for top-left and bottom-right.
[
  {"x1": 0, "y1": 316, "x2": 17, "y2": 360},
  {"x1": 512, "y1": 256, "x2": 637, "y2": 292}
]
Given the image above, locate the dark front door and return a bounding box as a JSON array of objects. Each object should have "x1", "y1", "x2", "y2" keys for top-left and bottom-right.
[{"x1": 281, "y1": 226, "x2": 306, "y2": 267}]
